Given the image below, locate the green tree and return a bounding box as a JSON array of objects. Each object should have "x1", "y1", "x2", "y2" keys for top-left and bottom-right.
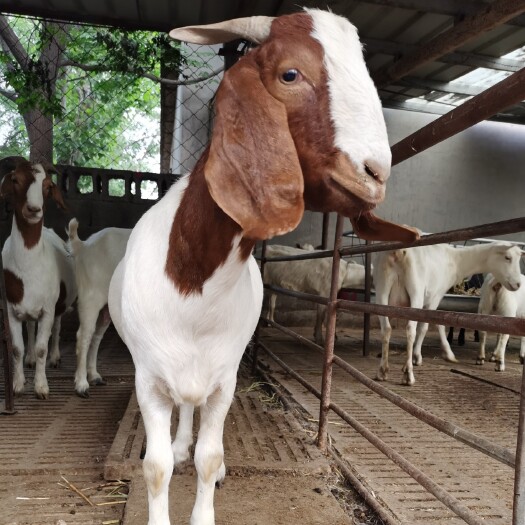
[{"x1": 0, "y1": 15, "x2": 186, "y2": 170}]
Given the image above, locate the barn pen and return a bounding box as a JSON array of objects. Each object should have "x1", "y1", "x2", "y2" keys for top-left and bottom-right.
[{"x1": 2, "y1": 1, "x2": 525, "y2": 524}]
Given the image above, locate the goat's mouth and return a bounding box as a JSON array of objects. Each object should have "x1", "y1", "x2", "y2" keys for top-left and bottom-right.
[
  {"x1": 504, "y1": 281, "x2": 521, "y2": 292},
  {"x1": 22, "y1": 211, "x2": 43, "y2": 224},
  {"x1": 329, "y1": 171, "x2": 385, "y2": 207}
]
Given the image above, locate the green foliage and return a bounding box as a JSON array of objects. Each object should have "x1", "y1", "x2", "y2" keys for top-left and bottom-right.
[{"x1": 0, "y1": 16, "x2": 196, "y2": 171}]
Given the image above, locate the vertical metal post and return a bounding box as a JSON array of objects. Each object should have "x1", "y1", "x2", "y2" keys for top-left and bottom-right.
[
  {"x1": 317, "y1": 214, "x2": 344, "y2": 451},
  {"x1": 0, "y1": 251, "x2": 15, "y2": 415},
  {"x1": 252, "y1": 240, "x2": 267, "y2": 375},
  {"x1": 362, "y1": 240, "x2": 372, "y2": 357},
  {"x1": 513, "y1": 361, "x2": 525, "y2": 524},
  {"x1": 321, "y1": 212, "x2": 330, "y2": 250}
]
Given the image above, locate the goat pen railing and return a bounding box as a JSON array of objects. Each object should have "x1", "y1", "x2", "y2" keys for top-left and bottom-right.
[{"x1": 254, "y1": 214, "x2": 525, "y2": 525}]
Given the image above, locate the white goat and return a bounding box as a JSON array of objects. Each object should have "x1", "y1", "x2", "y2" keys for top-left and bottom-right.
[
  {"x1": 67, "y1": 219, "x2": 131, "y2": 397},
  {"x1": 476, "y1": 272, "x2": 525, "y2": 371},
  {"x1": 263, "y1": 244, "x2": 365, "y2": 344},
  {"x1": 373, "y1": 242, "x2": 523, "y2": 386},
  {"x1": 108, "y1": 10, "x2": 418, "y2": 525},
  {"x1": 0, "y1": 156, "x2": 76, "y2": 399}
]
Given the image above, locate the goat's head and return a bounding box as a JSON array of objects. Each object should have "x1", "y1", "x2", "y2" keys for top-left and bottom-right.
[
  {"x1": 171, "y1": 9, "x2": 418, "y2": 243},
  {"x1": 487, "y1": 244, "x2": 523, "y2": 292},
  {"x1": 0, "y1": 156, "x2": 66, "y2": 225}
]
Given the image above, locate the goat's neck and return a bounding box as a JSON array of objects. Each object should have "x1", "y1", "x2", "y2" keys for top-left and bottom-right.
[
  {"x1": 10, "y1": 213, "x2": 44, "y2": 255},
  {"x1": 166, "y1": 153, "x2": 254, "y2": 296},
  {"x1": 449, "y1": 243, "x2": 496, "y2": 283}
]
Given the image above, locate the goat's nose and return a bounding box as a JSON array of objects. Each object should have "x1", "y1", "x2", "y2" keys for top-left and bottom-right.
[
  {"x1": 27, "y1": 205, "x2": 41, "y2": 213},
  {"x1": 364, "y1": 160, "x2": 389, "y2": 183},
  {"x1": 516, "y1": 281, "x2": 521, "y2": 290}
]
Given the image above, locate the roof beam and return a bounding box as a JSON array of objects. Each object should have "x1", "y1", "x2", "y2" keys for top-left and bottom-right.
[
  {"x1": 371, "y1": 0, "x2": 525, "y2": 88},
  {"x1": 356, "y1": 0, "x2": 525, "y2": 28},
  {"x1": 398, "y1": 76, "x2": 491, "y2": 96},
  {"x1": 390, "y1": 67, "x2": 525, "y2": 165},
  {"x1": 364, "y1": 37, "x2": 525, "y2": 72}
]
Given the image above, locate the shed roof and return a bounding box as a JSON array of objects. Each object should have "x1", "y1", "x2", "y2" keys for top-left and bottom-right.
[{"x1": 2, "y1": 0, "x2": 525, "y2": 124}]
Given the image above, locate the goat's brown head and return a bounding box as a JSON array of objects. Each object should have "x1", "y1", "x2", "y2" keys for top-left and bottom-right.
[
  {"x1": 0, "y1": 156, "x2": 66, "y2": 225},
  {"x1": 171, "y1": 9, "x2": 419, "y2": 243}
]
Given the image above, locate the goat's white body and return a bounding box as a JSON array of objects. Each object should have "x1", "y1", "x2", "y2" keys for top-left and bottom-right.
[
  {"x1": 109, "y1": 176, "x2": 263, "y2": 524},
  {"x1": 264, "y1": 244, "x2": 365, "y2": 343},
  {"x1": 477, "y1": 273, "x2": 525, "y2": 371},
  {"x1": 68, "y1": 220, "x2": 131, "y2": 396},
  {"x1": 3, "y1": 223, "x2": 76, "y2": 398},
  {"x1": 373, "y1": 242, "x2": 523, "y2": 385}
]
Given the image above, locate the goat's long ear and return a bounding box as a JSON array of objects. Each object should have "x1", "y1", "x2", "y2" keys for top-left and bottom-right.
[
  {"x1": 43, "y1": 163, "x2": 67, "y2": 211},
  {"x1": 0, "y1": 156, "x2": 25, "y2": 198},
  {"x1": 204, "y1": 59, "x2": 304, "y2": 240},
  {"x1": 350, "y1": 212, "x2": 420, "y2": 242}
]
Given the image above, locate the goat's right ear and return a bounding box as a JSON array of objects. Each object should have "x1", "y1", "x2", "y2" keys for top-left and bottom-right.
[
  {"x1": 204, "y1": 59, "x2": 304, "y2": 240},
  {"x1": 0, "y1": 156, "x2": 25, "y2": 198}
]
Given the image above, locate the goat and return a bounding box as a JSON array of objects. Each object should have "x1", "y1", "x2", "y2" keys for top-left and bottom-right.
[
  {"x1": 263, "y1": 244, "x2": 365, "y2": 344},
  {"x1": 373, "y1": 242, "x2": 522, "y2": 386},
  {"x1": 476, "y1": 272, "x2": 525, "y2": 371},
  {"x1": 108, "y1": 10, "x2": 418, "y2": 525},
  {"x1": 67, "y1": 219, "x2": 132, "y2": 397},
  {"x1": 0, "y1": 156, "x2": 76, "y2": 399}
]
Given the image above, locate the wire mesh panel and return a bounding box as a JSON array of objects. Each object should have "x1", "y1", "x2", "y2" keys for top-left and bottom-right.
[{"x1": 0, "y1": 14, "x2": 221, "y2": 173}]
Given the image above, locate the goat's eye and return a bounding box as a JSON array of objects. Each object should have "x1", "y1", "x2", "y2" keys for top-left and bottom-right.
[
  {"x1": 281, "y1": 69, "x2": 299, "y2": 83},
  {"x1": 505, "y1": 255, "x2": 512, "y2": 261}
]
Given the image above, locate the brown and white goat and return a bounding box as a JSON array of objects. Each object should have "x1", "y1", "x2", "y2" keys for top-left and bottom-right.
[
  {"x1": 108, "y1": 10, "x2": 418, "y2": 525},
  {"x1": 0, "y1": 156, "x2": 76, "y2": 399},
  {"x1": 67, "y1": 218, "x2": 131, "y2": 397}
]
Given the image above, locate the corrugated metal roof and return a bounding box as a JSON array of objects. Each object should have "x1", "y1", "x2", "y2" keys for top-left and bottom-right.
[{"x1": 2, "y1": 0, "x2": 525, "y2": 123}]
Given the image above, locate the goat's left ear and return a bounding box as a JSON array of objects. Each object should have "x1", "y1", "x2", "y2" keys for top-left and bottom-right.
[
  {"x1": 0, "y1": 156, "x2": 25, "y2": 198},
  {"x1": 204, "y1": 59, "x2": 304, "y2": 240},
  {"x1": 350, "y1": 212, "x2": 420, "y2": 242},
  {"x1": 43, "y1": 163, "x2": 67, "y2": 211}
]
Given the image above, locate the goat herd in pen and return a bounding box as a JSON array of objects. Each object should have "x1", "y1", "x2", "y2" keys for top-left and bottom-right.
[{"x1": 1, "y1": 8, "x2": 524, "y2": 525}]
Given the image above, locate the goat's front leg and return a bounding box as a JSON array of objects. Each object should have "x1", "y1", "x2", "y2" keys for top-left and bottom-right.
[
  {"x1": 138, "y1": 382, "x2": 174, "y2": 525},
  {"x1": 24, "y1": 320, "x2": 36, "y2": 368},
  {"x1": 48, "y1": 316, "x2": 62, "y2": 368},
  {"x1": 412, "y1": 321, "x2": 428, "y2": 366},
  {"x1": 491, "y1": 333, "x2": 510, "y2": 372},
  {"x1": 376, "y1": 315, "x2": 391, "y2": 381},
  {"x1": 520, "y1": 337, "x2": 525, "y2": 365},
  {"x1": 476, "y1": 330, "x2": 487, "y2": 365},
  {"x1": 437, "y1": 324, "x2": 458, "y2": 363},
  {"x1": 402, "y1": 319, "x2": 417, "y2": 386},
  {"x1": 9, "y1": 312, "x2": 26, "y2": 395},
  {"x1": 33, "y1": 312, "x2": 54, "y2": 399},
  {"x1": 267, "y1": 293, "x2": 277, "y2": 323},
  {"x1": 314, "y1": 304, "x2": 325, "y2": 345},
  {"x1": 172, "y1": 403, "x2": 194, "y2": 467},
  {"x1": 191, "y1": 384, "x2": 233, "y2": 525}
]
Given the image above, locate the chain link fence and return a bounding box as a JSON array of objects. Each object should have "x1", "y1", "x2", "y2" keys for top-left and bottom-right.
[{"x1": 0, "y1": 14, "x2": 222, "y2": 176}]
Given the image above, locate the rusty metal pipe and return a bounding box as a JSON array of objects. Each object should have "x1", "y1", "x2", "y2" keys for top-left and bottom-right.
[
  {"x1": 317, "y1": 215, "x2": 343, "y2": 451},
  {"x1": 513, "y1": 362, "x2": 525, "y2": 524},
  {"x1": 263, "y1": 285, "x2": 329, "y2": 306},
  {"x1": 260, "y1": 342, "x2": 487, "y2": 525},
  {"x1": 362, "y1": 241, "x2": 372, "y2": 356},
  {"x1": 338, "y1": 299, "x2": 525, "y2": 337},
  {"x1": 340, "y1": 217, "x2": 525, "y2": 257}
]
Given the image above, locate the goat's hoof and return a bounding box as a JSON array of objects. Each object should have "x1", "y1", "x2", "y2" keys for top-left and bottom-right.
[
  {"x1": 401, "y1": 368, "x2": 415, "y2": 386},
  {"x1": 34, "y1": 388, "x2": 49, "y2": 400},
  {"x1": 76, "y1": 388, "x2": 90, "y2": 399},
  {"x1": 495, "y1": 361, "x2": 505, "y2": 372},
  {"x1": 215, "y1": 462, "x2": 226, "y2": 488},
  {"x1": 412, "y1": 357, "x2": 422, "y2": 366},
  {"x1": 24, "y1": 359, "x2": 36, "y2": 368},
  {"x1": 14, "y1": 387, "x2": 25, "y2": 396},
  {"x1": 375, "y1": 367, "x2": 388, "y2": 381},
  {"x1": 49, "y1": 359, "x2": 61, "y2": 369},
  {"x1": 489, "y1": 354, "x2": 496, "y2": 362},
  {"x1": 520, "y1": 356, "x2": 524, "y2": 365},
  {"x1": 89, "y1": 377, "x2": 106, "y2": 386},
  {"x1": 475, "y1": 358, "x2": 485, "y2": 366},
  {"x1": 442, "y1": 352, "x2": 458, "y2": 363}
]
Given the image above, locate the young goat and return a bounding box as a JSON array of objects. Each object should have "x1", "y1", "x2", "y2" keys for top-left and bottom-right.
[
  {"x1": 0, "y1": 156, "x2": 76, "y2": 399},
  {"x1": 373, "y1": 242, "x2": 523, "y2": 386},
  {"x1": 108, "y1": 11, "x2": 418, "y2": 525},
  {"x1": 476, "y1": 272, "x2": 525, "y2": 371},
  {"x1": 67, "y1": 219, "x2": 131, "y2": 397},
  {"x1": 263, "y1": 244, "x2": 365, "y2": 344}
]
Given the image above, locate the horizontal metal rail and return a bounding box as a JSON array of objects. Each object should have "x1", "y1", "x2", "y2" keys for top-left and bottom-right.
[
  {"x1": 259, "y1": 341, "x2": 488, "y2": 525},
  {"x1": 263, "y1": 317, "x2": 516, "y2": 467}
]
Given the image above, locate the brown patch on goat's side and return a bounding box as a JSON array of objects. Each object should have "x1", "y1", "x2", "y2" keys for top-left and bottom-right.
[
  {"x1": 4, "y1": 269, "x2": 23, "y2": 304},
  {"x1": 54, "y1": 281, "x2": 67, "y2": 317},
  {"x1": 165, "y1": 150, "x2": 255, "y2": 296}
]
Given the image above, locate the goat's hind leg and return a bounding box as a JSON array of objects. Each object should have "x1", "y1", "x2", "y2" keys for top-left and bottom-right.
[
  {"x1": 74, "y1": 307, "x2": 99, "y2": 397},
  {"x1": 476, "y1": 331, "x2": 487, "y2": 365},
  {"x1": 376, "y1": 315, "x2": 391, "y2": 381},
  {"x1": 48, "y1": 316, "x2": 62, "y2": 368},
  {"x1": 86, "y1": 306, "x2": 112, "y2": 386},
  {"x1": 172, "y1": 403, "x2": 194, "y2": 469},
  {"x1": 138, "y1": 381, "x2": 174, "y2": 525},
  {"x1": 191, "y1": 383, "x2": 233, "y2": 525},
  {"x1": 24, "y1": 320, "x2": 36, "y2": 367}
]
